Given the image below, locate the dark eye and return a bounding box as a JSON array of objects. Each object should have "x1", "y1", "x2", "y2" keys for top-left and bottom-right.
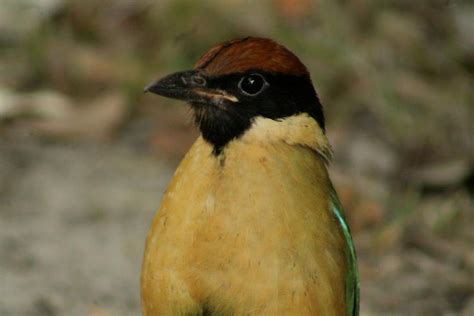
[{"x1": 238, "y1": 74, "x2": 267, "y2": 96}]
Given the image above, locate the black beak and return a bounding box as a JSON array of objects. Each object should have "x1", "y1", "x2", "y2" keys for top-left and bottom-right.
[{"x1": 144, "y1": 70, "x2": 238, "y2": 105}]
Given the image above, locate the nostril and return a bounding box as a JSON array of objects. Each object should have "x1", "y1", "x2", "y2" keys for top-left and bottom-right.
[{"x1": 191, "y1": 74, "x2": 206, "y2": 86}]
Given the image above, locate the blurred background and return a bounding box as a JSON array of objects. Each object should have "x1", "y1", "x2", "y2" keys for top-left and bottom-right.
[{"x1": 0, "y1": 0, "x2": 473, "y2": 315}]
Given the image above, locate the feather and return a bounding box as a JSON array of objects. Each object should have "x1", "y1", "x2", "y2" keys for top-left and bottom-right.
[{"x1": 329, "y1": 187, "x2": 360, "y2": 316}]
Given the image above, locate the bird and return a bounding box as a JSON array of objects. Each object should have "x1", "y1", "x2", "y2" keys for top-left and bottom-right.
[{"x1": 141, "y1": 37, "x2": 359, "y2": 316}]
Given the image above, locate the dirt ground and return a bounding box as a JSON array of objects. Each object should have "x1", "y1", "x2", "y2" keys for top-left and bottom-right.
[{"x1": 0, "y1": 139, "x2": 170, "y2": 315}]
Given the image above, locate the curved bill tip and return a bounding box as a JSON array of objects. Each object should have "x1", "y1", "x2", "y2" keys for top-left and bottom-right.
[
  {"x1": 143, "y1": 80, "x2": 158, "y2": 93},
  {"x1": 143, "y1": 70, "x2": 238, "y2": 104}
]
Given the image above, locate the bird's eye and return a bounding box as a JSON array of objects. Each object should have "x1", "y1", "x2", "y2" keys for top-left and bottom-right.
[{"x1": 238, "y1": 74, "x2": 267, "y2": 96}]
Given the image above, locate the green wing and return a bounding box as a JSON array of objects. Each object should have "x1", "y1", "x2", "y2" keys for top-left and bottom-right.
[{"x1": 329, "y1": 186, "x2": 360, "y2": 316}]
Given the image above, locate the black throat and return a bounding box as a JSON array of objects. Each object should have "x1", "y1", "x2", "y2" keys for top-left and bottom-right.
[{"x1": 192, "y1": 72, "x2": 325, "y2": 155}]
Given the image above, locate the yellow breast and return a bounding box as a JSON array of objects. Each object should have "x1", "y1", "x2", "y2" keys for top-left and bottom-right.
[{"x1": 141, "y1": 129, "x2": 348, "y2": 315}]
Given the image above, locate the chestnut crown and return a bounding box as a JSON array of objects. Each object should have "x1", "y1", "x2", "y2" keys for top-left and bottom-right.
[{"x1": 145, "y1": 37, "x2": 325, "y2": 154}]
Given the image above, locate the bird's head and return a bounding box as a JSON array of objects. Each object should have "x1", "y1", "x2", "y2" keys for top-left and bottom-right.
[{"x1": 145, "y1": 37, "x2": 328, "y2": 158}]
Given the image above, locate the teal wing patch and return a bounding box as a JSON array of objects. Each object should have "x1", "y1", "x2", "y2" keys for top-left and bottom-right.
[{"x1": 329, "y1": 187, "x2": 360, "y2": 316}]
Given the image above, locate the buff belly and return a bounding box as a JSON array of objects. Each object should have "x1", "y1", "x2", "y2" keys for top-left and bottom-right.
[{"x1": 141, "y1": 137, "x2": 348, "y2": 316}]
